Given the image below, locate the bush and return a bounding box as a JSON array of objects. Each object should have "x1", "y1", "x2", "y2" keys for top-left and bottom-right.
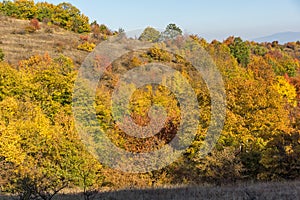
[
  {"x1": 77, "y1": 42, "x2": 96, "y2": 52},
  {"x1": 194, "y1": 147, "x2": 243, "y2": 185},
  {"x1": 24, "y1": 25, "x2": 36, "y2": 33},
  {"x1": 79, "y1": 35, "x2": 89, "y2": 42},
  {"x1": 29, "y1": 18, "x2": 40, "y2": 30},
  {"x1": 147, "y1": 45, "x2": 172, "y2": 62},
  {"x1": 139, "y1": 27, "x2": 160, "y2": 42},
  {"x1": 0, "y1": 48, "x2": 4, "y2": 61}
]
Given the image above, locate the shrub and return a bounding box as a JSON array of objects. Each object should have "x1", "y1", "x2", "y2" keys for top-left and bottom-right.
[
  {"x1": 29, "y1": 18, "x2": 40, "y2": 30},
  {"x1": 194, "y1": 147, "x2": 243, "y2": 185},
  {"x1": 24, "y1": 25, "x2": 36, "y2": 33},
  {"x1": 101, "y1": 34, "x2": 108, "y2": 41},
  {"x1": 0, "y1": 48, "x2": 4, "y2": 61},
  {"x1": 12, "y1": 29, "x2": 26, "y2": 35},
  {"x1": 44, "y1": 27, "x2": 53, "y2": 34},
  {"x1": 24, "y1": 19, "x2": 40, "y2": 34},
  {"x1": 131, "y1": 56, "x2": 143, "y2": 67},
  {"x1": 77, "y1": 42, "x2": 96, "y2": 52},
  {"x1": 147, "y1": 45, "x2": 172, "y2": 62},
  {"x1": 55, "y1": 42, "x2": 65, "y2": 53},
  {"x1": 79, "y1": 35, "x2": 89, "y2": 42}
]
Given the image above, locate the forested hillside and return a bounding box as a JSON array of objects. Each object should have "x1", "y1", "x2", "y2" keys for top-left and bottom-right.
[{"x1": 1, "y1": 1, "x2": 300, "y2": 199}]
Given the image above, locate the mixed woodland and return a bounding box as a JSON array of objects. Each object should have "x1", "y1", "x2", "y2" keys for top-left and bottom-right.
[{"x1": 1, "y1": 1, "x2": 300, "y2": 199}]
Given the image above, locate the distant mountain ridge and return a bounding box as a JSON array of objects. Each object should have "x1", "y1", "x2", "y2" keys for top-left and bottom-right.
[{"x1": 253, "y1": 32, "x2": 300, "y2": 44}]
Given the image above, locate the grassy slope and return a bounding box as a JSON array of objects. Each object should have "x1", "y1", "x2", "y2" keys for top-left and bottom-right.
[{"x1": 0, "y1": 15, "x2": 89, "y2": 67}]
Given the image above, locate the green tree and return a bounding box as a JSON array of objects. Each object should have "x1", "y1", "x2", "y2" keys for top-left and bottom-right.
[
  {"x1": 0, "y1": 0, "x2": 37, "y2": 19},
  {"x1": 13, "y1": 0, "x2": 36, "y2": 19},
  {"x1": 36, "y1": 2, "x2": 55, "y2": 22},
  {"x1": 139, "y1": 27, "x2": 160, "y2": 42},
  {"x1": 52, "y1": 2, "x2": 90, "y2": 33},
  {"x1": 161, "y1": 23, "x2": 182, "y2": 40},
  {"x1": 228, "y1": 37, "x2": 250, "y2": 67},
  {"x1": 251, "y1": 44, "x2": 268, "y2": 56},
  {"x1": 265, "y1": 53, "x2": 299, "y2": 77},
  {"x1": 0, "y1": 0, "x2": 20, "y2": 17}
]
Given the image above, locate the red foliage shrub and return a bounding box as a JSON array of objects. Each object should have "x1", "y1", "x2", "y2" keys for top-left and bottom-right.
[
  {"x1": 29, "y1": 18, "x2": 40, "y2": 30},
  {"x1": 80, "y1": 35, "x2": 89, "y2": 42}
]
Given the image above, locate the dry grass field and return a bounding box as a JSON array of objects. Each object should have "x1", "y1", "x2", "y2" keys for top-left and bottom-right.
[
  {"x1": 0, "y1": 15, "x2": 89, "y2": 67},
  {"x1": 1, "y1": 181, "x2": 299, "y2": 200},
  {"x1": 86, "y1": 181, "x2": 300, "y2": 200}
]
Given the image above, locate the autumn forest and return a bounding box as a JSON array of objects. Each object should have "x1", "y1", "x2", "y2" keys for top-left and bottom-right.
[{"x1": 1, "y1": 0, "x2": 300, "y2": 199}]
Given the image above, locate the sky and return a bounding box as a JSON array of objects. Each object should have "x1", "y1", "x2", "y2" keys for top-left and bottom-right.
[{"x1": 35, "y1": 0, "x2": 300, "y2": 41}]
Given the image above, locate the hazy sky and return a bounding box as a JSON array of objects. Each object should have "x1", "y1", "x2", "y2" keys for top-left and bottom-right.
[{"x1": 35, "y1": 0, "x2": 300, "y2": 41}]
